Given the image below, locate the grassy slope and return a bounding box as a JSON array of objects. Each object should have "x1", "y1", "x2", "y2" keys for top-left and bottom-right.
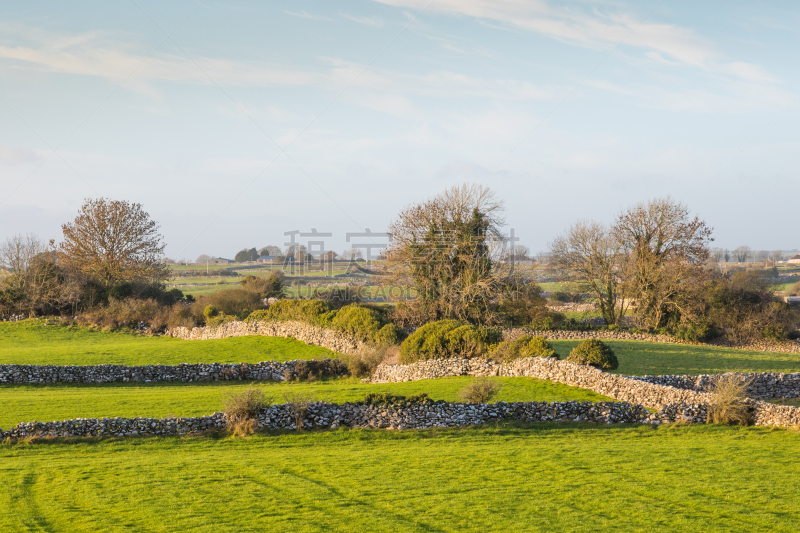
[
  {"x1": 549, "y1": 340, "x2": 800, "y2": 376},
  {"x1": 0, "y1": 377, "x2": 610, "y2": 427},
  {"x1": 1, "y1": 425, "x2": 799, "y2": 532},
  {"x1": 0, "y1": 320, "x2": 334, "y2": 366}
]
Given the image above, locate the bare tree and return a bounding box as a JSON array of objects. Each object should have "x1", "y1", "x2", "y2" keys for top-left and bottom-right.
[
  {"x1": 195, "y1": 254, "x2": 211, "y2": 264},
  {"x1": 341, "y1": 247, "x2": 363, "y2": 260},
  {"x1": 60, "y1": 198, "x2": 169, "y2": 289},
  {"x1": 258, "y1": 245, "x2": 281, "y2": 257},
  {"x1": 0, "y1": 234, "x2": 47, "y2": 275},
  {"x1": 549, "y1": 220, "x2": 629, "y2": 325},
  {"x1": 734, "y1": 246, "x2": 751, "y2": 263},
  {"x1": 710, "y1": 247, "x2": 724, "y2": 262},
  {"x1": 613, "y1": 197, "x2": 713, "y2": 329}
]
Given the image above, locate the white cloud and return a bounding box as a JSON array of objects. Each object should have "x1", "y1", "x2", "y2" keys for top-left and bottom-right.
[
  {"x1": 372, "y1": 0, "x2": 778, "y2": 83},
  {"x1": 342, "y1": 14, "x2": 385, "y2": 27}
]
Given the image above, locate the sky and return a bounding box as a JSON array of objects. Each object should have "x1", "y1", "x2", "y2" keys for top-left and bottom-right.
[{"x1": 1, "y1": 0, "x2": 798, "y2": 261}]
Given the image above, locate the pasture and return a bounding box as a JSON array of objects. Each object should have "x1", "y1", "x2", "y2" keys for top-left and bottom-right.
[
  {"x1": 2, "y1": 424, "x2": 799, "y2": 532},
  {"x1": 0, "y1": 376, "x2": 610, "y2": 428},
  {"x1": 0, "y1": 320, "x2": 334, "y2": 366}
]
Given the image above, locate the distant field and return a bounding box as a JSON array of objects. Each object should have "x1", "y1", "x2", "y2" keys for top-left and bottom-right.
[
  {"x1": 549, "y1": 340, "x2": 800, "y2": 376},
  {"x1": 0, "y1": 320, "x2": 334, "y2": 366},
  {"x1": 1, "y1": 425, "x2": 799, "y2": 531},
  {"x1": 0, "y1": 376, "x2": 610, "y2": 427}
]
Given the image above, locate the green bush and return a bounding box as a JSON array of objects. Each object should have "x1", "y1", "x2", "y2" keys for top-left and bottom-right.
[
  {"x1": 565, "y1": 339, "x2": 618, "y2": 371},
  {"x1": 329, "y1": 304, "x2": 385, "y2": 342},
  {"x1": 246, "y1": 298, "x2": 332, "y2": 323},
  {"x1": 490, "y1": 335, "x2": 557, "y2": 362},
  {"x1": 204, "y1": 305, "x2": 219, "y2": 319},
  {"x1": 374, "y1": 323, "x2": 403, "y2": 345},
  {"x1": 399, "y1": 320, "x2": 502, "y2": 363}
]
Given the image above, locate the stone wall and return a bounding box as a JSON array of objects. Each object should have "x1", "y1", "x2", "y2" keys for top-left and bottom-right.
[
  {"x1": 0, "y1": 399, "x2": 650, "y2": 439},
  {"x1": 371, "y1": 356, "x2": 800, "y2": 428},
  {"x1": 0, "y1": 359, "x2": 347, "y2": 384},
  {"x1": 167, "y1": 320, "x2": 363, "y2": 355},
  {"x1": 629, "y1": 372, "x2": 800, "y2": 400},
  {"x1": 168, "y1": 319, "x2": 800, "y2": 356},
  {"x1": 502, "y1": 327, "x2": 800, "y2": 354}
]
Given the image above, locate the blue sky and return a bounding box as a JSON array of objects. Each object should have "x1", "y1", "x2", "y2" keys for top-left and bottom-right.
[{"x1": 1, "y1": 0, "x2": 798, "y2": 260}]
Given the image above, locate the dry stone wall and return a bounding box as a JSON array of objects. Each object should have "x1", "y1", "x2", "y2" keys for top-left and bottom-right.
[
  {"x1": 167, "y1": 320, "x2": 363, "y2": 355},
  {"x1": 502, "y1": 328, "x2": 800, "y2": 354},
  {"x1": 0, "y1": 359, "x2": 347, "y2": 384},
  {"x1": 0, "y1": 399, "x2": 650, "y2": 439},
  {"x1": 371, "y1": 356, "x2": 800, "y2": 428},
  {"x1": 630, "y1": 372, "x2": 800, "y2": 400},
  {"x1": 169, "y1": 319, "x2": 800, "y2": 355}
]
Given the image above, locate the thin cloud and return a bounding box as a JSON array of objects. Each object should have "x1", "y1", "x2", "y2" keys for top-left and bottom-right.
[
  {"x1": 342, "y1": 14, "x2": 385, "y2": 27},
  {"x1": 372, "y1": 0, "x2": 779, "y2": 83}
]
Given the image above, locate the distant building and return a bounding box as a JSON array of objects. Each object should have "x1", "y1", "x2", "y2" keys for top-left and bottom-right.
[
  {"x1": 208, "y1": 257, "x2": 234, "y2": 265},
  {"x1": 787, "y1": 254, "x2": 800, "y2": 265}
]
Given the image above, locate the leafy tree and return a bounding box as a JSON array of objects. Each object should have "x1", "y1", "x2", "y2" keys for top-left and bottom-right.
[
  {"x1": 60, "y1": 198, "x2": 169, "y2": 290},
  {"x1": 235, "y1": 248, "x2": 258, "y2": 262}
]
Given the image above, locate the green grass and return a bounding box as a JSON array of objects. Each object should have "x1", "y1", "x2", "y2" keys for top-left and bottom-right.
[
  {"x1": 1, "y1": 424, "x2": 799, "y2": 531},
  {"x1": 0, "y1": 320, "x2": 334, "y2": 366},
  {"x1": 0, "y1": 376, "x2": 610, "y2": 427},
  {"x1": 549, "y1": 340, "x2": 800, "y2": 376}
]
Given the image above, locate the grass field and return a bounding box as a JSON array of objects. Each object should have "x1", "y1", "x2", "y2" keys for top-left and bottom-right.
[
  {"x1": 0, "y1": 320, "x2": 334, "y2": 366},
  {"x1": 0, "y1": 376, "x2": 611, "y2": 427},
  {"x1": 549, "y1": 340, "x2": 800, "y2": 376},
  {"x1": 3, "y1": 321, "x2": 800, "y2": 376},
  {"x1": 1, "y1": 424, "x2": 799, "y2": 532}
]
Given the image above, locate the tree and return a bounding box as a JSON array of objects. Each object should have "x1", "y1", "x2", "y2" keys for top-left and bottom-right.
[
  {"x1": 60, "y1": 198, "x2": 169, "y2": 290},
  {"x1": 504, "y1": 245, "x2": 530, "y2": 263},
  {"x1": 195, "y1": 254, "x2": 211, "y2": 264},
  {"x1": 710, "y1": 247, "x2": 724, "y2": 263},
  {"x1": 259, "y1": 245, "x2": 281, "y2": 257},
  {"x1": 549, "y1": 220, "x2": 629, "y2": 325},
  {"x1": 235, "y1": 248, "x2": 258, "y2": 263},
  {"x1": 613, "y1": 197, "x2": 713, "y2": 330},
  {"x1": 385, "y1": 183, "x2": 512, "y2": 323},
  {"x1": 0, "y1": 234, "x2": 48, "y2": 275},
  {"x1": 342, "y1": 247, "x2": 363, "y2": 260},
  {"x1": 734, "y1": 246, "x2": 751, "y2": 263}
]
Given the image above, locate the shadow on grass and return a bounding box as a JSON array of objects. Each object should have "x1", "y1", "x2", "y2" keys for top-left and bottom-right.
[{"x1": 2, "y1": 419, "x2": 787, "y2": 449}]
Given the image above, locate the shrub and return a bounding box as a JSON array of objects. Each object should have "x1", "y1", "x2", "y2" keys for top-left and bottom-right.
[
  {"x1": 374, "y1": 323, "x2": 403, "y2": 345},
  {"x1": 222, "y1": 385, "x2": 272, "y2": 437},
  {"x1": 340, "y1": 344, "x2": 400, "y2": 377},
  {"x1": 206, "y1": 288, "x2": 264, "y2": 319},
  {"x1": 551, "y1": 290, "x2": 583, "y2": 303},
  {"x1": 788, "y1": 281, "x2": 800, "y2": 297},
  {"x1": 239, "y1": 273, "x2": 285, "y2": 299},
  {"x1": 329, "y1": 303, "x2": 386, "y2": 342},
  {"x1": 565, "y1": 339, "x2": 618, "y2": 370},
  {"x1": 399, "y1": 320, "x2": 502, "y2": 363},
  {"x1": 283, "y1": 391, "x2": 314, "y2": 430},
  {"x1": 496, "y1": 282, "x2": 550, "y2": 326},
  {"x1": 459, "y1": 377, "x2": 502, "y2": 404},
  {"x1": 706, "y1": 374, "x2": 754, "y2": 426},
  {"x1": 672, "y1": 321, "x2": 711, "y2": 342},
  {"x1": 358, "y1": 392, "x2": 432, "y2": 408},
  {"x1": 490, "y1": 335, "x2": 557, "y2": 362},
  {"x1": 204, "y1": 305, "x2": 219, "y2": 319},
  {"x1": 248, "y1": 298, "x2": 332, "y2": 323}
]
